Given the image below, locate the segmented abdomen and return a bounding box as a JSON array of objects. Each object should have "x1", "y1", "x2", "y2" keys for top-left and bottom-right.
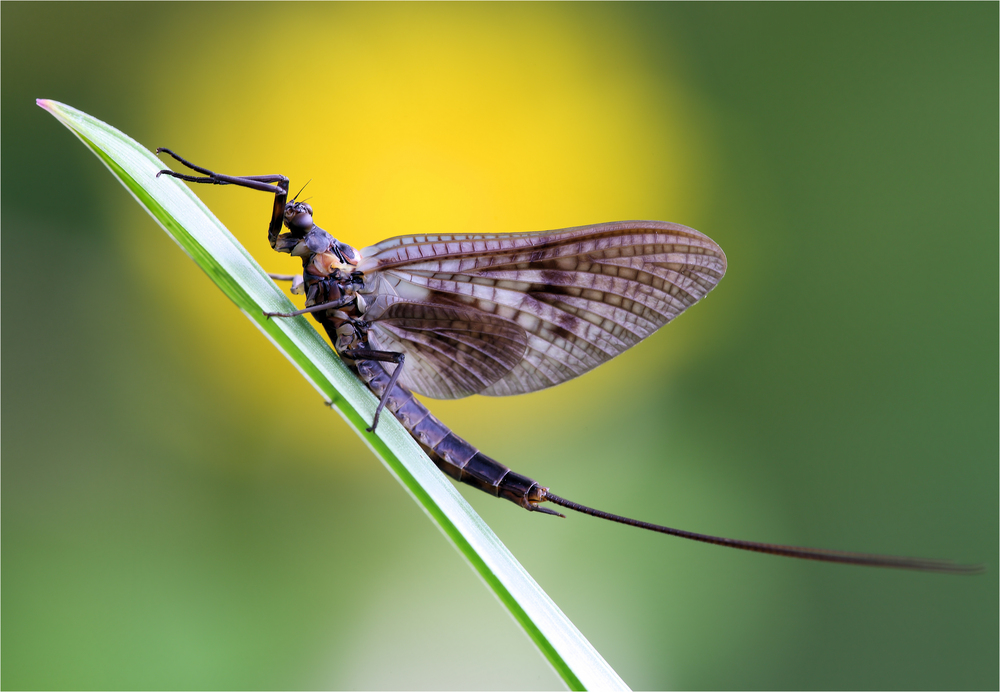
[{"x1": 353, "y1": 358, "x2": 541, "y2": 508}]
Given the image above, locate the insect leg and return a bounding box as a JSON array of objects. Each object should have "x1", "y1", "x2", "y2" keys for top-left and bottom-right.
[
  {"x1": 268, "y1": 273, "x2": 306, "y2": 294},
  {"x1": 155, "y1": 148, "x2": 289, "y2": 247},
  {"x1": 341, "y1": 348, "x2": 406, "y2": 432},
  {"x1": 156, "y1": 149, "x2": 288, "y2": 191},
  {"x1": 263, "y1": 295, "x2": 354, "y2": 319}
]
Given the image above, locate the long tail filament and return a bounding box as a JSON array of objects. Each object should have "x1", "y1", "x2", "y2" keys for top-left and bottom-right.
[{"x1": 543, "y1": 492, "x2": 981, "y2": 574}]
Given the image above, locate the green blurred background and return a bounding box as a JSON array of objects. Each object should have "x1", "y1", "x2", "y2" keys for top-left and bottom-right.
[{"x1": 3, "y1": 4, "x2": 996, "y2": 689}]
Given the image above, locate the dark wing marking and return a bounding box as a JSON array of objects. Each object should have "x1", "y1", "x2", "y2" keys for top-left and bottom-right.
[
  {"x1": 365, "y1": 301, "x2": 528, "y2": 399},
  {"x1": 357, "y1": 221, "x2": 726, "y2": 396}
]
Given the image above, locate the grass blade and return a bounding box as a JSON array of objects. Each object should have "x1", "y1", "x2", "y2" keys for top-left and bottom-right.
[{"x1": 38, "y1": 99, "x2": 629, "y2": 692}]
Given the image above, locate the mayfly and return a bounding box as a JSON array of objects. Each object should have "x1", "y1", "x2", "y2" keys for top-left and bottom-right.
[{"x1": 156, "y1": 149, "x2": 978, "y2": 575}]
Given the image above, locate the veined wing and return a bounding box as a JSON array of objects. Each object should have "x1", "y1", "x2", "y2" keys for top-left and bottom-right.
[
  {"x1": 364, "y1": 300, "x2": 528, "y2": 399},
  {"x1": 357, "y1": 221, "x2": 726, "y2": 397}
]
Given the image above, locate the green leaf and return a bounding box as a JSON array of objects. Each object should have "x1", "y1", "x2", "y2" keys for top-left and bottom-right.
[{"x1": 38, "y1": 99, "x2": 629, "y2": 692}]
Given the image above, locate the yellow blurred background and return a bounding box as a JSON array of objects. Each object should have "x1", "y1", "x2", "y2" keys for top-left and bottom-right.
[{"x1": 3, "y1": 4, "x2": 996, "y2": 689}]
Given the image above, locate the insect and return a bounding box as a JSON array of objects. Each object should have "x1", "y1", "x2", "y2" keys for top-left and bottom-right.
[{"x1": 156, "y1": 148, "x2": 978, "y2": 574}]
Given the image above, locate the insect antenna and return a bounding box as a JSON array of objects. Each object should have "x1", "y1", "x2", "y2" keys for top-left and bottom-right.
[
  {"x1": 290, "y1": 179, "x2": 312, "y2": 203},
  {"x1": 542, "y1": 492, "x2": 982, "y2": 574}
]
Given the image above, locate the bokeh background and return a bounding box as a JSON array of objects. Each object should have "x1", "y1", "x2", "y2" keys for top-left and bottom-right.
[{"x1": 3, "y1": 4, "x2": 996, "y2": 690}]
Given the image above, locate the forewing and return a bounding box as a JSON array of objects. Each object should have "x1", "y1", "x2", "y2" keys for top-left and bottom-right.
[
  {"x1": 366, "y1": 301, "x2": 528, "y2": 399},
  {"x1": 358, "y1": 221, "x2": 726, "y2": 396}
]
